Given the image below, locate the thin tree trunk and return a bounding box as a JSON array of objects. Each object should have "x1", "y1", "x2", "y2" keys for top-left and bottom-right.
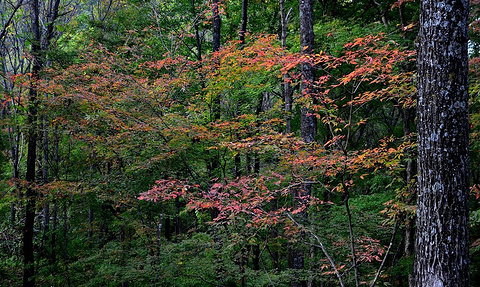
[
  {"x1": 42, "y1": 204, "x2": 50, "y2": 248},
  {"x1": 88, "y1": 207, "x2": 94, "y2": 241},
  {"x1": 239, "y1": 0, "x2": 248, "y2": 45},
  {"x1": 235, "y1": 0, "x2": 246, "y2": 174},
  {"x1": 401, "y1": 107, "x2": 415, "y2": 287},
  {"x1": 212, "y1": 0, "x2": 221, "y2": 121},
  {"x1": 175, "y1": 197, "x2": 181, "y2": 236},
  {"x1": 252, "y1": 244, "x2": 260, "y2": 270},
  {"x1": 299, "y1": 0, "x2": 316, "y2": 143},
  {"x1": 212, "y1": 0, "x2": 221, "y2": 53},
  {"x1": 307, "y1": 245, "x2": 314, "y2": 287},
  {"x1": 10, "y1": 129, "x2": 20, "y2": 224},
  {"x1": 245, "y1": 153, "x2": 252, "y2": 175},
  {"x1": 63, "y1": 202, "x2": 68, "y2": 260},
  {"x1": 289, "y1": 1, "x2": 315, "y2": 285},
  {"x1": 165, "y1": 215, "x2": 171, "y2": 241},
  {"x1": 240, "y1": 247, "x2": 247, "y2": 287},
  {"x1": 63, "y1": 202, "x2": 71, "y2": 287},
  {"x1": 281, "y1": 0, "x2": 292, "y2": 134},
  {"x1": 50, "y1": 125, "x2": 59, "y2": 264},
  {"x1": 41, "y1": 116, "x2": 50, "y2": 252},
  {"x1": 23, "y1": 0, "x2": 42, "y2": 285},
  {"x1": 234, "y1": 154, "x2": 242, "y2": 177},
  {"x1": 157, "y1": 213, "x2": 164, "y2": 247},
  {"x1": 207, "y1": 0, "x2": 222, "y2": 194},
  {"x1": 254, "y1": 153, "x2": 260, "y2": 174},
  {"x1": 51, "y1": 203, "x2": 57, "y2": 264},
  {"x1": 8, "y1": 128, "x2": 22, "y2": 225},
  {"x1": 191, "y1": 0, "x2": 202, "y2": 61}
]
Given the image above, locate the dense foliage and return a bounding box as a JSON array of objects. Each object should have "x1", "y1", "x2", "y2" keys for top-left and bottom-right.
[{"x1": 0, "y1": 0, "x2": 478, "y2": 286}]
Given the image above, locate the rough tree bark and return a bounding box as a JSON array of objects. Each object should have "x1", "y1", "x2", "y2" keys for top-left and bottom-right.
[
  {"x1": 299, "y1": 0, "x2": 315, "y2": 144},
  {"x1": 414, "y1": 0, "x2": 470, "y2": 285}
]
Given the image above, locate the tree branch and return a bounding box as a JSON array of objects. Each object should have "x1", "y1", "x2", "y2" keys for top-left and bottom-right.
[
  {"x1": 286, "y1": 212, "x2": 345, "y2": 287},
  {"x1": 0, "y1": 0, "x2": 24, "y2": 43},
  {"x1": 370, "y1": 219, "x2": 399, "y2": 287}
]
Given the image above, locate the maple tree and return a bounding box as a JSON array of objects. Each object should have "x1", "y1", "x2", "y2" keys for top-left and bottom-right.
[{"x1": 135, "y1": 31, "x2": 416, "y2": 285}]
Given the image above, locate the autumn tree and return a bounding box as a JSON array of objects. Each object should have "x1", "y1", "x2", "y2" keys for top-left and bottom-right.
[{"x1": 414, "y1": 0, "x2": 470, "y2": 285}]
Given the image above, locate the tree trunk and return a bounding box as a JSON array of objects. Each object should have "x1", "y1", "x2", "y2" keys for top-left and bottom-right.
[
  {"x1": 414, "y1": 0, "x2": 470, "y2": 285},
  {"x1": 165, "y1": 215, "x2": 172, "y2": 241},
  {"x1": 9, "y1": 130, "x2": 21, "y2": 225},
  {"x1": 212, "y1": 0, "x2": 221, "y2": 53},
  {"x1": 344, "y1": 187, "x2": 360, "y2": 287},
  {"x1": 401, "y1": 107, "x2": 415, "y2": 287},
  {"x1": 191, "y1": 0, "x2": 202, "y2": 61},
  {"x1": 239, "y1": 0, "x2": 248, "y2": 45},
  {"x1": 63, "y1": 202, "x2": 69, "y2": 260},
  {"x1": 299, "y1": 0, "x2": 315, "y2": 143},
  {"x1": 280, "y1": 0, "x2": 292, "y2": 134},
  {"x1": 88, "y1": 207, "x2": 94, "y2": 241},
  {"x1": 62, "y1": 202, "x2": 71, "y2": 286},
  {"x1": 157, "y1": 213, "x2": 164, "y2": 248},
  {"x1": 51, "y1": 203, "x2": 57, "y2": 264},
  {"x1": 23, "y1": 1, "x2": 42, "y2": 285},
  {"x1": 207, "y1": 0, "x2": 222, "y2": 183},
  {"x1": 175, "y1": 197, "x2": 181, "y2": 236},
  {"x1": 42, "y1": 204, "x2": 50, "y2": 249},
  {"x1": 289, "y1": 1, "x2": 315, "y2": 285},
  {"x1": 41, "y1": 116, "x2": 50, "y2": 253}
]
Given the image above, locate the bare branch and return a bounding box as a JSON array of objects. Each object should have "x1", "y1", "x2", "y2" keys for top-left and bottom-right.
[{"x1": 286, "y1": 212, "x2": 345, "y2": 287}]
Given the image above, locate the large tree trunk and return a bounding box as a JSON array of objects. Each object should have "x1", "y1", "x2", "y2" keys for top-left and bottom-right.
[{"x1": 414, "y1": 0, "x2": 470, "y2": 285}]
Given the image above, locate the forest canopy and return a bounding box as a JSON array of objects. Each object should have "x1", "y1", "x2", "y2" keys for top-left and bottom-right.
[{"x1": 0, "y1": 0, "x2": 478, "y2": 286}]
